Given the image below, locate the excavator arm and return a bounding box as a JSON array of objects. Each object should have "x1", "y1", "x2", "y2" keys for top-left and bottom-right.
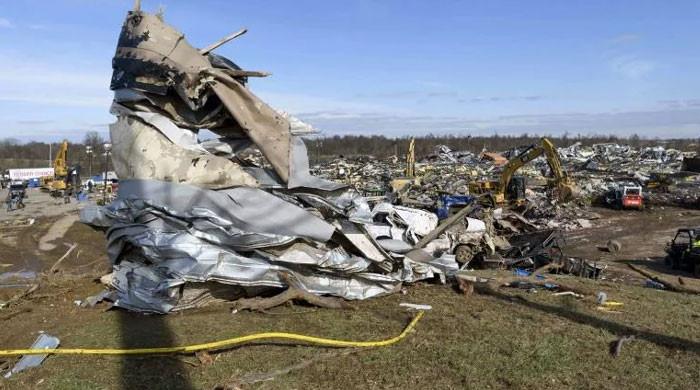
[
  {"x1": 496, "y1": 137, "x2": 574, "y2": 202},
  {"x1": 541, "y1": 138, "x2": 570, "y2": 186},
  {"x1": 406, "y1": 137, "x2": 416, "y2": 178},
  {"x1": 53, "y1": 141, "x2": 69, "y2": 178},
  {"x1": 497, "y1": 145, "x2": 544, "y2": 196}
]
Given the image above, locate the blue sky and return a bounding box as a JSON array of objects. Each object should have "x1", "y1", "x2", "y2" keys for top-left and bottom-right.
[{"x1": 0, "y1": 0, "x2": 699, "y2": 142}]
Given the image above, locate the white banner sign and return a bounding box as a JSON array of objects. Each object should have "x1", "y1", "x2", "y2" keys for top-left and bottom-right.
[{"x1": 8, "y1": 168, "x2": 55, "y2": 181}]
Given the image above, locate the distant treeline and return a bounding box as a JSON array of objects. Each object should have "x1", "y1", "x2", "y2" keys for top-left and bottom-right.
[
  {"x1": 0, "y1": 131, "x2": 109, "y2": 175},
  {"x1": 0, "y1": 132, "x2": 698, "y2": 173},
  {"x1": 305, "y1": 134, "x2": 700, "y2": 161}
]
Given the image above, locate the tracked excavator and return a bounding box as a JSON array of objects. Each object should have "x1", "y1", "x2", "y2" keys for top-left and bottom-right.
[
  {"x1": 470, "y1": 138, "x2": 575, "y2": 204},
  {"x1": 390, "y1": 137, "x2": 419, "y2": 195},
  {"x1": 42, "y1": 141, "x2": 80, "y2": 198}
]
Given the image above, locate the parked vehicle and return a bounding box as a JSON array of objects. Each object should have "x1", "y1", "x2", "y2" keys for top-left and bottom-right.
[
  {"x1": 6, "y1": 182, "x2": 26, "y2": 212},
  {"x1": 665, "y1": 228, "x2": 700, "y2": 276},
  {"x1": 605, "y1": 183, "x2": 644, "y2": 210}
]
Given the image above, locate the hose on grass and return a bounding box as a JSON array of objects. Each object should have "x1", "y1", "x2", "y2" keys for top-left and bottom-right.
[{"x1": 0, "y1": 311, "x2": 424, "y2": 356}]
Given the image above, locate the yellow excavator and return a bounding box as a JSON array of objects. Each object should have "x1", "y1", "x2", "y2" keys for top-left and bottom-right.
[
  {"x1": 471, "y1": 138, "x2": 575, "y2": 204},
  {"x1": 41, "y1": 140, "x2": 72, "y2": 196},
  {"x1": 390, "y1": 137, "x2": 419, "y2": 194}
]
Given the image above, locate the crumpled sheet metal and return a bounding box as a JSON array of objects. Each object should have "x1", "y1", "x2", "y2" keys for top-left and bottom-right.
[
  {"x1": 82, "y1": 180, "x2": 454, "y2": 313},
  {"x1": 88, "y1": 8, "x2": 459, "y2": 313},
  {"x1": 109, "y1": 114, "x2": 260, "y2": 189},
  {"x1": 106, "y1": 180, "x2": 335, "y2": 246},
  {"x1": 110, "y1": 9, "x2": 337, "y2": 189},
  {"x1": 109, "y1": 258, "x2": 402, "y2": 313},
  {"x1": 110, "y1": 102, "x2": 205, "y2": 152}
]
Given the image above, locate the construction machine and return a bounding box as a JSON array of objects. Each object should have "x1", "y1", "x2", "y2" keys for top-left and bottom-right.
[
  {"x1": 42, "y1": 140, "x2": 79, "y2": 197},
  {"x1": 391, "y1": 137, "x2": 420, "y2": 195},
  {"x1": 471, "y1": 138, "x2": 575, "y2": 204},
  {"x1": 6, "y1": 182, "x2": 27, "y2": 211},
  {"x1": 665, "y1": 228, "x2": 700, "y2": 276},
  {"x1": 604, "y1": 182, "x2": 644, "y2": 210}
]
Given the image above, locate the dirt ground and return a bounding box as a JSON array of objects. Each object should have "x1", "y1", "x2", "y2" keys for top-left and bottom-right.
[{"x1": 1, "y1": 191, "x2": 699, "y2": 389}]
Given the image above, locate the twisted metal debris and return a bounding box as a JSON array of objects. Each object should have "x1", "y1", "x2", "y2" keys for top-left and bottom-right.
[{"x1": 81, "y1": 7, "x2": 457, "y2": 313}]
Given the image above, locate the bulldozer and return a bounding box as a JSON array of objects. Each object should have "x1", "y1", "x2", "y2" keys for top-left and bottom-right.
[{"x1": 470, "y1": 138, "x2": 575, "y2": 204}]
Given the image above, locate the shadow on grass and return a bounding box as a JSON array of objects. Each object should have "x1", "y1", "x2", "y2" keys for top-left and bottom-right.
[
  {"x1": 617, "y1": 257, "x2": 699, "y2": 279},
  {"x1": 479, "y1": 287, "x2": 700, "y2": 354},
  {"x1": 118, "y1": 311, "x2": 193, "y2": 390}
]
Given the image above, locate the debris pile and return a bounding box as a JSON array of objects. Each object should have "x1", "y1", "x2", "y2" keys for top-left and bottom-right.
[
  {"x1": 558, "y1": 143, "x2": 699, "y2": 207},
  {"x1": 314, "y1": 141, "x2": 699, "y2": 213},
  {"x1": 81, "y1": 9, "x2": 459, "y2": 313},
  {"x1": 79, "y1": 7, "x2": 698, "y2": 314}
]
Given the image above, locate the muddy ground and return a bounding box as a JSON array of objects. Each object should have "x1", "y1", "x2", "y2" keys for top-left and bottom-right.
[{"x1": 1, "y1": 188, "x2": 699, "y2": 389}]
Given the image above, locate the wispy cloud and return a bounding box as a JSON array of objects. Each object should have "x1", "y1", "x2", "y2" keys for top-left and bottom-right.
[
  {"x1": 609, "y1": 33, "x2": 640, "y2": 45},
  {"x1": 658, "y1": 99, "x2": 700, "y2": 109},
  {"x1": 16, "y1": 120, "x2": 54, "y2": 125},
  {"x1": 354, "y1": 90, "x2": 422, "y2": 99},
  {"x1": 0, "y1": 95, "x2": 110, "y2": 107},
  {"x1": 354, "y1": 90, "x2": 545, "y2": 104},
  {"x1": 610, "y1": 55, "x2": 655, "y2": 79},
  {"x1": 27, "y1": 24, "x2": 50, "y2": 31},
  {"x1": 460, "y1": 96, "x2": 544, "y2": 103},
  {"x1": 299, "y1": 107, "x2": 700, "y2": 139},
  {"x1": 0, "y1": 55, "x2": 111, "y2": 108},
  {"x1": 257, "y1": 90, "x2": 401, "y2": 115},
  {"x1": 0, "y1": 17, "x2": 13, "y2": 28}
]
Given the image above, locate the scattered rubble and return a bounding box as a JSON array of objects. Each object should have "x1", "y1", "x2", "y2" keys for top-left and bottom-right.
[
  {"x1": 80, "y1": 8, "x2": 462, "y2": 313},
  {"x1": 77, "y1": 6, "x2": 699, "y2": 314}
]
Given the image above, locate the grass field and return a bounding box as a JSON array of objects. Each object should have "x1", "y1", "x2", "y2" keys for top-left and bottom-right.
[{"x1": 1, "y1": 196, "x2": 699, "y2": 389}]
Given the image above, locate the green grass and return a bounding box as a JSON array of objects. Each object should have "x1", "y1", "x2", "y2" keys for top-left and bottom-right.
[{"x1": 2, "y1": 273, "x2": 699, "y2": 389}]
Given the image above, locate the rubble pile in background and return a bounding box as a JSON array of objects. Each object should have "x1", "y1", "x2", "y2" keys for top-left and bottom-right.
[
  {"x1": 559, "y1": 142, "x2": 699, "y2": 206},
  {"x1": 314, "y1": 141, "x2": 699, "y2": 214}
]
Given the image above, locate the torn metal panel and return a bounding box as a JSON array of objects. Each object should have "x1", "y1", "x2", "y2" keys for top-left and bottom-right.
[
  {"x1": 377, "y1": 238, "x2": 413, "y2": 254},
  {"x1": 111, "y1": 10, "x2": 295, "y2": 182},
  {"x1": 3, "y1": 334, "x2": 60, "y2": 378},
  {"x1": 287, "y1": 136, "x2": 346, "y2": 190},
  {"x1": 80, "y1": 178, "x2": 442, "y2": 312},
  {"x1": 208, "y1": 78, "x2": 293, "y2": 182},
  {"x1": 199, "y1": 137, "x2": 253, "y2": 159},
  {"x1": 363, "y1": 224, "x2": 405, "y2": 241},
  {"x1": 112, "y1": 180, "x2": 336, "y2": 244},
  {"x1": 113, "y1": 88, "x2": 231, "y2": 130},
  {"x1": 109, "y1": 116, "x2": 259, "y2": 188},
  {"x1": 109, "y1": 255, "x2": 401, "y2": 313},
  {"x1": 392, "y1": 205, "x2": 438, "y2": 236},
  {"x1": 271, "y1": 243, "x2": 372, "y2": 273},
  {"x1": 279, "y1": 111, "x2": 316, "y2": 135},
  {"x1": 110, "y1": 10, "x2": 344, "y2": 190},
  {"x1": 79, "y1": 205, "x2": 112, "y2": 228},
  {"x1": 336, "y1": 220, "x2": 389, "y2": 263},
  {"x1": 560, "y1": 257, "x2": 607, "y2": 279},
  {"x1": 111, "y1": 103, "x2": 204, "y2": 151}
]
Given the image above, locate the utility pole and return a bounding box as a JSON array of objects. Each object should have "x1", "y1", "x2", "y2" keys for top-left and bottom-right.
[
  {"x1": 102, "y1": 143, "x2": 112, "y2": 205},
  {"x1": 85, "y1": 146, "x2": 93, "y2": 178}
]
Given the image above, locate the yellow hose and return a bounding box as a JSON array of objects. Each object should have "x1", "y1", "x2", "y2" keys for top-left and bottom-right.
[{"x1": 0, "y1": 311, "x2": 424, "y2": 356}]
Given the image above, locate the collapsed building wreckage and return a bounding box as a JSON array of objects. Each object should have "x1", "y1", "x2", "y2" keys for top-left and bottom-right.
[
  {"x1": 81, "y1": 7, "x2": 471, "y2": 313},
  {"x1": 315, "y1": 139, "x2": 699, "y2": 225},
  {"x1": 80, "y1": 6, "x2": 698, "y2": 313}
]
